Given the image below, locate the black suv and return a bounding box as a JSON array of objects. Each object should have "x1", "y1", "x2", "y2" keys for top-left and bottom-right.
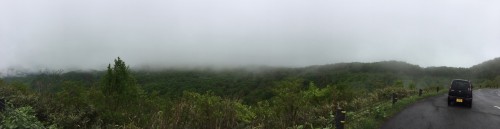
[{"x1": 448, "y1": 79, "x2": 473, "y2": 107}]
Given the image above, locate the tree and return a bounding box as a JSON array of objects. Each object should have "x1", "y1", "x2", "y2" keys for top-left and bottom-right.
[
  {"x1": 102, "y1": 57, "x2": 137, "y2": 95},
  {"x1": 271, "y1": 78, "x2": 309, "y2": 127},
  {"x1": 394, "y1": 80, "x2": 404, "y2": 88},
  {"x1": 100, "y1": 57, "x2": 141, "y2": 125},
  {"x1": 495, "y1": 76, "x2": 500, "y2": 86},
  {"x1": 408, "y1": 82, "x2": 416, "y2": 90}
]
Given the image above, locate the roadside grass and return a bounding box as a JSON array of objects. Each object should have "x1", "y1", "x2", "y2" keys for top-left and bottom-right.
[{"x1": 345, "y1": 90, "x2": 448, "y2": 129}]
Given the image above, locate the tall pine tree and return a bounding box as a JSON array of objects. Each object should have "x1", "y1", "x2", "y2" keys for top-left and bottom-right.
[
  {"x1": 100, "y1": 57, "x2": 142, "y2": 124},
  {"x1": 102, "y1": 57, "x2": 137, "y2": 96}
]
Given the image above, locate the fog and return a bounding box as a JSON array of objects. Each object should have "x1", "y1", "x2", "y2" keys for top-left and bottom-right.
[{"x1": 1, "y1": 0, "x2": 500, "y2": 73}]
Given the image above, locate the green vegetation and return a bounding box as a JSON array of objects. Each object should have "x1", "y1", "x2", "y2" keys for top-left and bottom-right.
[
  {"x1": 1, "y1": 57, "x2": 500, "y2": 128},
  {"x1": 0, "y1": 106, "x2": 45, "y2": 129}
]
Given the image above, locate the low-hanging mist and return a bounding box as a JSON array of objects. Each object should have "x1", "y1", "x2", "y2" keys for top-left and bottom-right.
[{"x1": 1, "y1": 0, "x2": 500, "y2": 73}]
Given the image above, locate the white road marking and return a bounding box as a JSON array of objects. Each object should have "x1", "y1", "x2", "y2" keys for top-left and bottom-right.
[{"x1": 494, "y1": 106, "x2": 500, "y2": 110}]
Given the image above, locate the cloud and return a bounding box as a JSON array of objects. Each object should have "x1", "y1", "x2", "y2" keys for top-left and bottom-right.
[{"x1": 1, "y1": 0, "x2": 500, "y2": 72}]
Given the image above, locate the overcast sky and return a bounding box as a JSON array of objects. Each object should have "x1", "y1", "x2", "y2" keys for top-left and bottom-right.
[{"x1": 1, "y1": 0, "x2": 500, "y2": 72}]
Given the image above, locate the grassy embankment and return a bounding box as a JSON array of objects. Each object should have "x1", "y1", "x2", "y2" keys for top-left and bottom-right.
[{"x1": 345, "y1": 88, "x2": 447, "y2": 129}]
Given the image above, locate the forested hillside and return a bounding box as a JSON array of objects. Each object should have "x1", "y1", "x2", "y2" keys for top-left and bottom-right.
[
  {"x1": 1, "y1": 57, "x2": 500, "y2": 128},
  {"x1": 471, "y1": 57, "x2": 500, "y2": 80}
]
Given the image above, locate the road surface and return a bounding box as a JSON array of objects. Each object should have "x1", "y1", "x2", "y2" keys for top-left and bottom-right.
[{"x1": 381, "y1": 89, "x2": 500, "y2": 129}]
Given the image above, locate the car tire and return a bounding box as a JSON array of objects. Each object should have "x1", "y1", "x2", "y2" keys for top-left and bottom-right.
[{"x1": 467, "y1": 102, "x2": 472, "y2": 108}]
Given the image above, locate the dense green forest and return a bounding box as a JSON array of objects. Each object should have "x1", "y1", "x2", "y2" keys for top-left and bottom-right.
[{"x1": 1, "y1": 57, "x2": 500, "y2": 128}]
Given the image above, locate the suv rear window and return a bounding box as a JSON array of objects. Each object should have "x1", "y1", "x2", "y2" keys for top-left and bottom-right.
[{"x1": 452, "y1": 80, "x2": 470, "y2": 90}]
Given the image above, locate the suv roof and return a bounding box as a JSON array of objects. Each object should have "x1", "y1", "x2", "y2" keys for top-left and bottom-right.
[{"x1": 452, "y1": 79, "x2": 469, "y2": 82}]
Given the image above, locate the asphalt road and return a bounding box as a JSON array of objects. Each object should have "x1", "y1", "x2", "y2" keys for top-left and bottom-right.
[{"x1": 381, "y1": 88, "x2": 500, "y2": 129}]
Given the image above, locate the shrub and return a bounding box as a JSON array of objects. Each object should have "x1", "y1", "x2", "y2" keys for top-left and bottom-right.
[
  {"x1": 0, "y1": 106, "x2": 44, "y2": 129},
  {"x1": 169, "y1": 91, "x2": 253, "y2": 129}
]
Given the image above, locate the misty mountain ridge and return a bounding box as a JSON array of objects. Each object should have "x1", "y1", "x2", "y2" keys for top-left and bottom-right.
[
  {"x1": 1, "y1": 57, "x2": 500, "y2": 79},
  {"x1": 2, "y1": 57, "x2": 500, "y2": 104}
]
